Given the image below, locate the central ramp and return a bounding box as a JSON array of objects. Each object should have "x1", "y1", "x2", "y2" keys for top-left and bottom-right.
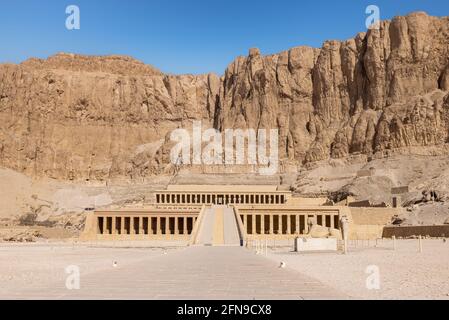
[{"x1": 196, "y1": 206, "x2": 241, "y2": 246}]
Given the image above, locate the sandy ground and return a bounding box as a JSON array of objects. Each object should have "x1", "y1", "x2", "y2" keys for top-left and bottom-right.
[
  {"x1": 1, "y1": 240, "x2": 448, "y2": 299},
  {"x1": 265, "y1": 239, "x2": 449, "y2": 300},
  {"x1": 0, "y1": 242, "x2": 181, "y2": 298}
]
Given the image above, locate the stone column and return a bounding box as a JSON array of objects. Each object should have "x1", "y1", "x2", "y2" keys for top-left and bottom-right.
[
  {"x1": 156, "y1": 216, "x2": 161, "y2": 235},
  {"x1": 102, "y1": 217, "x2": 108, "y2": 235},
  {"x1": 119, "y1": 217, "x2": 124, "y2": 235},
  {"x1": 138, "y1": 217, "x2": 143, "y2": 235},
  {"x1": 112, "y1": 217, "x2": 117, "y2": 235},
  {"x1": 129, "y1": 217, "x2": 135, "y2": 235},
  {"x1": 295, "y1": 215, "x2": 300, "y2": 234},
  {"x1": 287, "y1": 215, "x2": 291, "y2": 234},
  {"x1": 279, "y1": 215, "x2": 283, "y2": 234},
  {"x1": 174, "y1": 216, "x2": 179, "y2": 235},
  {"x1": 304, "y1": 215, "x2": 309, "y2": 234},
  {"x1": 183, "y1": 217, "x2": 188, "y2": 235},
  {"x1": 165, "y1": 217, "x2": 170, "y2": 235},
  {"x1": 269, "y1": 215, "x2": 273, "y2": 234},
  {"x1": 261, "y1": 214, "x2": 265, "y2": 235},
  {"x1": 330, "y1": 215, "x2": 334, "y2": 229},
  {"x1": 251, "y1": 214, "x2": 256, "y2": 235}
]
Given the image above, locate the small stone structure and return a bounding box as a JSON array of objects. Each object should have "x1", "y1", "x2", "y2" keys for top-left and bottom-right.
[{"x1": 295, "y1": 238, "x2": 338, "y2": 252}]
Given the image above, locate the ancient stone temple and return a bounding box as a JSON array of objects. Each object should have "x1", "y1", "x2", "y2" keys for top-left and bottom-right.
[{"x1": 81, "y1": 185, "x2": 398, "y2": 243}]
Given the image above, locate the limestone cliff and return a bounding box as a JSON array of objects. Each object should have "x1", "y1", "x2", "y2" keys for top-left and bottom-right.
[{"x1": 0, "y1": 12, "x2": 448, "y2": 181}]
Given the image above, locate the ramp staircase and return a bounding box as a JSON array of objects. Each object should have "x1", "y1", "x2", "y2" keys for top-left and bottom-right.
[{"x1": 195, "y1": 206, "x2": 242, "y2": 246}]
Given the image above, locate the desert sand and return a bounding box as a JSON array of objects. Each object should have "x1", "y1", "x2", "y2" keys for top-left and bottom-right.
[
  {"x1": 265, "y1": 239, "x2": 449, "y2": 299},
  {"x1": 1, "y1": 240, "x2": 448, "y2": 299},
  {"x1": 0, "y1": 242, "x2": 181, "y2": 298}
]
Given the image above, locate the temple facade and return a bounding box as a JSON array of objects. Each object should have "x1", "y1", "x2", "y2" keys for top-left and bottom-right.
[
  {"x1": 154, "y1": 185, "x2": 291, "y2": 205},
  {"x1": 81, "y1": 184, "x2": 397, "y2": 242}
]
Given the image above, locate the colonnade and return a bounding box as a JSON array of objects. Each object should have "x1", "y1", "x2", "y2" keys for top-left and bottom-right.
[
  {"x1": 96, "y1": 215, "x2": 197, "y2": 236},
  {"x1": 156, "y1": 192, "x2": 288, "y2": 205},
  {"x1": 240, "y1": 212, "x2": 340, "y2": 235}
]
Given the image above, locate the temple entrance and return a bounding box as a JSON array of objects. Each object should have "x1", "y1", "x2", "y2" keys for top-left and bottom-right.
[{"x1": 217, "y1": 195, "x2": 224, "y2": 205}]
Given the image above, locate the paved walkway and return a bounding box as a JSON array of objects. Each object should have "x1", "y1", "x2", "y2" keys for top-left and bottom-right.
[{"x1": 11, "y1": 246, "x2": 346, "y2": 299}]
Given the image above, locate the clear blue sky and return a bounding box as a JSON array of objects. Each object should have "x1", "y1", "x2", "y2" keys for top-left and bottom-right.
[{"x1": 0, "y1": 0, "x2": 447, "y2": 75}]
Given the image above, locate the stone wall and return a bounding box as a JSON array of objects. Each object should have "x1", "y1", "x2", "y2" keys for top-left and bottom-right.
[{"x1": 382, "y1": 225, "x2": 449, "y2": 238}]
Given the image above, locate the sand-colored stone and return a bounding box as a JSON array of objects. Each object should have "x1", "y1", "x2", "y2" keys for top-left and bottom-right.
[
  {"x1": 0, "y1": 13, "x2": 448, "y2": 181},
  {"x1": 307, "y1": 224, "x2": 342, "y2": 240}
]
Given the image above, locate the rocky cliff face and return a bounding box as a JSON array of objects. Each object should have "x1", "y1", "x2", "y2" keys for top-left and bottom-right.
[
  {"x1": 0, "y1": 54, "x2": 220, "y2": 180},
  {"x1": 0, "y1": 12, "x2": 448, "y2": 181}
]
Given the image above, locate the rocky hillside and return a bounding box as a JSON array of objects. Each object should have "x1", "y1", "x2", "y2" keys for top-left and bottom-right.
[{"x1": 1, "y1": 12, "x2": 448, "y2": 181}]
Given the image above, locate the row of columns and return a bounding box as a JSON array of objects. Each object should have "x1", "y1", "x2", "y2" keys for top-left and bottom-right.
[
  {"x1": 156, "y1": 193, "x2": 286, "y2": 205},
  {"x1": 98, "y1": 216, "x2": 196, "y2": 236},
  {"x1": 241, "y1": 213, "x2": 339, "y2": 235}
]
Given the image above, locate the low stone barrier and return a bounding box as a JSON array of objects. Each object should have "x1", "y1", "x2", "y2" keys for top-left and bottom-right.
[
  {"x1": 382, "y1": 225, "x2": 449, "y2": 238},
  {"x1": 294, "y1": 238, "x2": 338, "y2": 252}
]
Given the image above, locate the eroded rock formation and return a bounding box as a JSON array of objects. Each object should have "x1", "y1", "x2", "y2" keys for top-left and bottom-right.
[{"x1": 0, "y1": 12, "x2": 448, "y2": 181}]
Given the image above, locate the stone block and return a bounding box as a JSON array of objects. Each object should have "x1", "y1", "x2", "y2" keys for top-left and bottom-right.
[{"x1": 295, "y1": 237, "x2": 338, "y2": 252}]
